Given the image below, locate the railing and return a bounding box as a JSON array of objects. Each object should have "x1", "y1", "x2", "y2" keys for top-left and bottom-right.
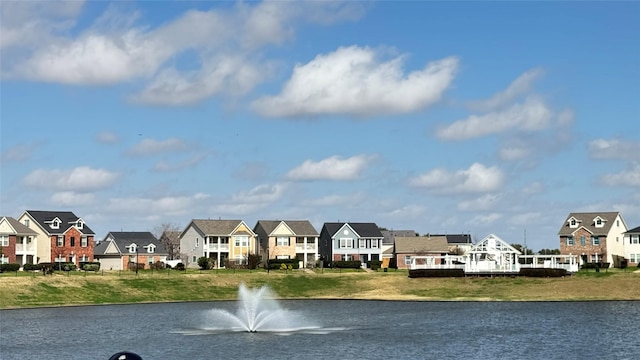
[
  {"x1": 204, "y1": 244, "x2": 229, "y2": 251},
  {"x1": 409, "y1": 254, "x2": 579, "y2": 273},
  {"x1": 295, "y1": 244, "x2": 317, "y2": 251},
  {"x1": 16, "y1": 244, "x2": 36, "y2": 252}
]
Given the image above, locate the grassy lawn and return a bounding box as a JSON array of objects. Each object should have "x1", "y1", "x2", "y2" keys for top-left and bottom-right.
[{"x1": 1, "y1": 268, "x2": 639, "y2": 309}]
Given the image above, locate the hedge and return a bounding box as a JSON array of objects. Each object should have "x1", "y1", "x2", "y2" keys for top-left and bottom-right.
[
  {"x1": 80, "y1": 262, "x2": 101, "y2": 271},
  {"x1": 0, "y1": 263, "x2": 21, "y2": 272},
  {"x1": 408, "y1": 269, "x2": 465, "y2": 278},
  {"x1": 332, "y1": 260, "x2": 361, "y2": 269},
  {"x1": 519, "y1": 268, "x2": 568, "y2": 277},
  {"x1": 267, "y1": 259, "x2": 299, "y2": 270}
]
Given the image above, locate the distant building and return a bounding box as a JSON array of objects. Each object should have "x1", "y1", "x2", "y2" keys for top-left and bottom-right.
[
  {"x1": 94, "y1": 231, "x2": 168, "y2": 271},
  {"x1": 0, "y1": 216, "x2": 38, "y2": 266}
]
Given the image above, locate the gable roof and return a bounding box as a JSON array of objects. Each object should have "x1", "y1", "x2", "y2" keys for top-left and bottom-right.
[
  {"x1": 255, "y1": 220, "x2": 319, "y2": 236},
  {"x1": 432, "y1": 234, "x2": 472, "y2": 245},
  {"x1": 0, "y1": 217, "x2": 38, "y2": 235},
  {"x1": 95, "y1": 231, "x2": 166, "y2": 256},
  {"x1": 558, "y1": 212, "x2": 621, "y2": 236},
  {"x1": 470, "y1": 234, "x2": 521, "y2": 255},
  {"x1": 24, "y1": 210, "x2": 95, "y2": 235},
  {"x1": 187, "y1": 219, "x2": 254, "y2": 236},
  {"x1": 323, "y1": 222, "x2": 383, "y2": 238},
  {"x1": 395, "y1": 236, "x2": 449, "y2": 253},
  {"x1": 380, "y1": 230, "x2": 417, "y2": 245},
  {"x1": 625, "y1": 226, "x2": 640, "y2": 234}
]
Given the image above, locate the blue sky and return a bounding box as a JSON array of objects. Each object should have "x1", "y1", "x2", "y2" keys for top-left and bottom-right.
[{"x1": 1, "y1": 1, "x2": 639, "y2": 251}]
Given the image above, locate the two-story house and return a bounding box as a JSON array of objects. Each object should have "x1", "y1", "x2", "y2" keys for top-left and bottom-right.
[
  {"x1": 180, "y1": 219, "x2": 257, "y2": 268},
  {"x1": 253, "y1": 220, "x2": 319, "y2": 268},
  {"x1": 319, "y1": 222, "x2": 384, "y2": 267},
  {"x1": 0, "y1": 216, "x2": 38, "y2": 266},
  {"x1": 623, "y1": 226, "x2": 640, "y2": 266},
  {"x1": 94, "y1": 232, "x2": 168, "y2": 271},
  {"x1": 18, "y1": 210, "x2": 95, "y2": 266},
  {"x1": 558, "y1": 212, "x2": 628, "y2": 267}
]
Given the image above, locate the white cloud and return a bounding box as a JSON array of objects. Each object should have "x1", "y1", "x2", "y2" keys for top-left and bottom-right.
[
  {"x1": 468, "y1": 68, "x2": 543, "y2": 112},
  {"x1": 437, "y1": 96, "x2": 552, "y2": 141},
  {"x1": 306, "y1": 193, "x2": 366, "y2": 207},
  {"x1": 409, "y1": 163, "x2": 505, "y2": 194},
  {"x1": 252, "y1": 46, "x2": 458, "y2": 117},
  {"x1": 127, "y1": 138, "x2": 188, "y2": 156},
  {"x1": 498, "y1": 145, "x2": 531, "y2": 161},
  {"x1": 600, "y1": 163, "x2": 640, "y2": 187},
  {"x1": 50, "y1": 191, "x2": 95, "y2": 206},
  {"x1": 153, "y1": 154, "x2": 206, "y2": 172},
  {"x1": 286, "y1": 154, "x2": 377, "y2": 181},
  {"x1": 210, "y1": 183, "x2": 286, "y2": 215},
  {"x1": 104, "y1": 193, "x2": 210, "y2": 216},
  {"x1": 96, "y1": 131, "x2": 120, "y2": 144},
  {"x1": 589, "y1": 138, "x2": 640, "y2": 161},
  {"x1": 132, "y1": 55, "x2": 266, "y2": 106},
  {"x1": 467, "y1": 213, "x2": 503, "y2": 226},
  {"x1": 457, "y1": 193, "x2": 503, "y2": 211},
  {"x1": 0, "y1": 143, "x2": 36, "y2": 163},
  {"x1": 24, "y1": 166, "x2": 119, "y2": 191}
]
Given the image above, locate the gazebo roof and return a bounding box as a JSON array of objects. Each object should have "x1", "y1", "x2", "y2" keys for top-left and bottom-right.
[{"x1": 468, "y1": 234, "x2": 521, "y2": 255}]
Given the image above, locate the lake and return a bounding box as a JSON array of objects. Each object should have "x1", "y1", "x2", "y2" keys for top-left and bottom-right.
[{"x1": 1, "y1": 300, "x2": 638, "y2": 359}]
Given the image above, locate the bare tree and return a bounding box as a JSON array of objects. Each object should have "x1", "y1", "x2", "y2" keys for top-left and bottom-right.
[{"x1": 154, "y1": 223, "x2": 181, "y2": 260}]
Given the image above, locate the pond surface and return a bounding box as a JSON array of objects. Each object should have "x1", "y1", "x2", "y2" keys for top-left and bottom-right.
[{"x1": 1, "y1": 300, "x2": 638, "y2": 359}]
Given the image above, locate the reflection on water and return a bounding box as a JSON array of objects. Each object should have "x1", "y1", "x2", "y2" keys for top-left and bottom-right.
[{"x1": 1, "y1": 300, "x2": 639, "y2": 360}]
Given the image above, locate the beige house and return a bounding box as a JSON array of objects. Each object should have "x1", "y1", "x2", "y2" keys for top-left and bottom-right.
[
  {"x1": 253, "y1": 220, "x2": 319, "y2": 268},
  {"x1": 394, "y1": 235, "x2": 449, "y2": 269}
]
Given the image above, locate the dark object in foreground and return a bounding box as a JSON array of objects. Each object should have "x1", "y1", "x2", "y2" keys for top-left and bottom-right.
[
  {"x1": 408, "y1": 268, "x2": 569, "y2": 278},
  {"x1": 109, "y1": 352, "x2": 143, "y2": 360}
]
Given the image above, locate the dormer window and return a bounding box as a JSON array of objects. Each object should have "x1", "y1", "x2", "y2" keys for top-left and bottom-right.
[
  {"x1": 129, "y1": 243, "x2": 138, "y2": 253},
  {"x1": 147, "y1": 244, "x2": 156, "y2": 254},
  {"x1": 568, "y1": 218, "x2": 579, "y2": 228},
  {"x1": 75, "y1": 219, "x2": 84, "y2": 229},
  {"x1": 594, "y1": 217, "x2": 605, "y2": 228},
  {"x1": 50, "y1": 218, "x2": 61, "y2": 230}
]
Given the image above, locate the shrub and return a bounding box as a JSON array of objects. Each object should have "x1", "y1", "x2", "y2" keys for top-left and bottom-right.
[
  {"x1": 519, "y1": 268, "x2": 568, "y2": 277},
  {"x1": 175, "y1": 263, "x2": 185, "y2": 271},
  {"x1": 23, "y1": 263, "x2": 40, "y2": 271},
  {"x1": 332, "y1": 261, "x2": 361, "y2": 269},
  {"x1": 62, "y1": 263, "x2": 77, "y2": 272},
  {"x1": 268, "y1": 259, "x2": 299, "y2": 270},
  {"x1": 197, "y1": 256, "x2": 211, "y2": 270},
  {"x1": 408, "y1": 269, "x2": 465, "y2": 278},
  {"x1": 79, "y1": 262, "x2": 101, "y2": 271},
  {"x1": 368, "y1": 260, "x2": 382, "y2": 270},
  {"x1": 0, "y1": 263, "x2": 21, "y2": 272},
  {"x1": 82, "y1": 264, "x2": 100, "y2": 271}
]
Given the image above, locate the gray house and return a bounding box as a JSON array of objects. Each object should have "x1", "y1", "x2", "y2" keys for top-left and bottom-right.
[
  {"x1": 319, "y1": 222, "x2": 384, "y2": 267},
  {"x1": 94, "y1": 231, "x2": 167, "y2": 271}
]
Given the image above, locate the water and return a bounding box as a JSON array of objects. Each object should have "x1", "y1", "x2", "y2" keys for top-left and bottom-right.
[{"x1": 1, "y1": 300, "x2": 639, "y2": 359}]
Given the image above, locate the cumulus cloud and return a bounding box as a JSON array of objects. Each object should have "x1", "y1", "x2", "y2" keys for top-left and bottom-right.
[
  {"x1": 24, "y1": 166, "x2": 119, "y2": 192},
  {"x1": 589, "y1": 138, "x2": 640, "y2": 161},
  {"x1": 457, "y1": 193, "x2": 503, "y2": 212},
  {"x1": 50, "y1": 191, "x2": 95, "y2": 206},
  {"x1": 306, "y1": 193, "x2": 366, "y2": 207},
  {"x1": 1, "y1": 143, "x2": 36, "y2": 163},
  {"x1": 467, "y1": 68, "x2": 543, "y2": 112},
  {"x1": 437, "y1": 96, "x2": 552, "y2": 141},
  {"x1": 467, "y1": 213, "x2": 503, "y2": 226},
  {"x1": 252, "y1": 46, "x2": 458, "y2": 117},
  {"x1": 209, "y1": 183, "x2": 286, "y2": 215},
  {"x1": 599, "y1": 163, "x2": 640, "y2": 187},
  {"x1": 126, "y1": 138, "x2": 188, "y2": 156},
  {"x1": 104, "y1": 193, "x2": 210, "y2": 216},
  {"x1": 409, "y1": 163, "x2": 504, "y2": 194},
  {"x1": 286, "y1": 154, "x2": 377, "y2": 181}
]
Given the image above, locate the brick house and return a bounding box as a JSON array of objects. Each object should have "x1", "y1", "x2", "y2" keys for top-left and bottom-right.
[
  {"x1": 18, "y1": 210, "x2": 95, "y2": 266},
  {"x1": 558, "y1": 212, "x2": 628, "y2": 268},
  {"x1": 0, "y1": 216, "x2": 38, "y2": 266}
]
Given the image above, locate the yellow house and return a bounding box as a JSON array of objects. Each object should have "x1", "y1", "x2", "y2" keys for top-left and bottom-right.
[{"x1": 179, "y1": 219, "x2": 257, "y2": 268}]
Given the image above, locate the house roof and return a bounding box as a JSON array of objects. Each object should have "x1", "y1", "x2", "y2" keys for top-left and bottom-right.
[
  {"x1": 0, "y1": 217, "x2": 38, "y2": 235},
  {"x1": 255, "y1": 220, "x2": 319, "y2": 236},
  {"x1": 431, "y1": 234, "x2": 472, "y2": 245},
  {"x1": 24, "y1": 210, "x2": 95, "y2": 235},
  {"x1": 188, "y1": 219, "x2": 253, "y2": 236},
  {"x1": 394, "y1": 236, "x2": 449, "y2": 254},
  {"x1": 557, "y1": 212, "x2": 621, "y2": 236},
  {"x1": 380, "y1": 230, "x2": 416, "y2": 245},
  {"x1": 323, "y1": 222, "x2": 383, "y2": 238},
  {"x1": 624, "y1": 226, "x2": 640, "y2": 234},
  {"x1": 95, "y1": 231, "x2": 166, "y2": 256}
]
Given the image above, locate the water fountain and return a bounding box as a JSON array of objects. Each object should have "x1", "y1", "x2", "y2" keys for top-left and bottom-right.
[{"x1": 201, "y1": 283, "x2": 320, "y2": 333}]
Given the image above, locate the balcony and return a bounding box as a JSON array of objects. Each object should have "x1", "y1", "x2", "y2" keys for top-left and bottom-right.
[
  {"x1": 204, "y1": 243, "x2": 229, "y2": 251},
  {"x1": 295, "y1": 244, "x2": 317, "y2": 252},
  {"x1": 16, "y1": 243, "x2": 36, "y2": 253}
]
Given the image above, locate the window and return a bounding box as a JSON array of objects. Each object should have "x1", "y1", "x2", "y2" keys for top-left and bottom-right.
[
  {"x1": 342, "y1": 254, "x2": 352, "y2": 261},
  {"x1": 580, "y1": 235, "x2": 586, "y2": 246},
  {"x1": 276, "y1": 255, "x2": 290, "y2": 259},
  {"x1": 404, "y1": 256, "x2": 412, "y2": 265},
  {"x1": 569, "y1": 219, "x2": 577, "y2": 228},
  {"x1": 80, "y1": 255, "x2": 89, "y2": 262},
  {"x1": 70, "y1": 237, "x2": 75, "y2": 247},
  {"x1": 371, "y1": 239, "x2": 378, "y2": 248},
  {"x1": 631, "y1": 254, "x2": 640, "y2": 263},
  {"x1": 0, "y1": 255, "x2": 8, "y2": 264},
  {"x1": 195, "y1": 238, "x2": 199, "y2": 247},
  {"x1": 192, "y1": 255, "x2": 197, "y2": 263},
  {"x1": 57, "y1": 236, "x2": 64, "y2": 247},
  {"x1": 595, "y1": 218, "x2": 604, "y2": 228},
  {"x1": 76, "y1": 219, "x2": 83, "y2": 229},
  {"x1": 276, "y1": 236, "x2": 289, "y2": 246},
  {"x1": 129, "y1": 244, "x2": 137, "y2": 253},
  {"x1": 50, "y1": 218, "x2": 60, "y2": 229},
  {"x1": 234, "y1": 236, "x2": 249, "y2": 247},
  {"x1": 23, "y1": 219, "x2": 29, "y2": 227},
  {"x1": 592, "y1": 236, "x2": 601, "y2": 245},
  {"x1": 359, "y1": 239, "x2": 366, "y2": 248},
  {"x1": 235, "y1": 255, "x2": 246, "y2": 265},
  {"x1": 339, "y1": 238, "x2": 353, "y2": 249},
  {"x1": 0, "y1": 236, "x2": 8, "y2": 247},
  {"x1": 565, "y1": 236, "x2": 574, "y2": 246},
  {"x1": 631, "y1": 235, "x2": 639, "y2": 244},
  {"x1": 81, "y1": 237, "x2": 88, "y2": 247}
]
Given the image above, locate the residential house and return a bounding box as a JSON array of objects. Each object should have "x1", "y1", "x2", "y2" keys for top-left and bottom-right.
[
  {"x1": 94, "y1": 232, "x2": 168, "y2": 271},
  {"x1": 158, "y1": 229, "x2": 181, "y2": 260},
  {"x1": 0, "y1": 216, "x2": 38, "y2": 266},
  {"x1": 623, "y1": 226, "x2": 640, "y2": 266},
  {"x1": 394, "y1": 235, "x2": 449, "y2": 269},
  {"x1": 436, "y1": 233, "x2": 473, "y2": 255},
  {"x1": 380, "y1": 229, "x2": 416, "y2": 267},
  {"x1": 558, "y1": 212, "x2": 628, "y2": 267},
  {"x1": 180, "y1": 219, "x2": 257, "y2": 268},
  {"x1": 18, "y1": 210, "x2": 95, "y2": 266},
  {"x1": 319, "y1": 222, "x2": 384, "y2": 266},
  {"x1": 253, "y1": 220, "x2": 319, "y2": 268}
]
